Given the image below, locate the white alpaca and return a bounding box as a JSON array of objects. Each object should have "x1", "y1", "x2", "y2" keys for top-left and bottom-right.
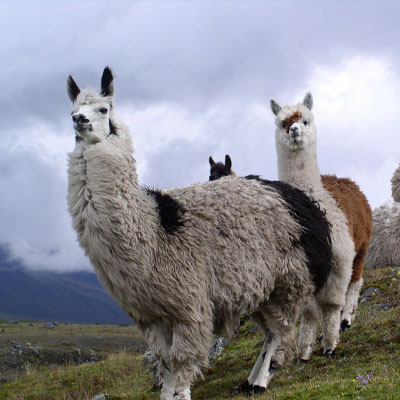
[
  {"x1": 67, "y1": 68, "x2": 333, "y2": 399},
  {"x1": 270, "y1": 93, "x2": 356, "y2": 360},
  {"x1": 365, "y1": 164, "x2": 400, "y2": 269}
]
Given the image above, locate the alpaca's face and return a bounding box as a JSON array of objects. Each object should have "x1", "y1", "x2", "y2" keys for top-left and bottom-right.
[
  {"x1": 71, "y1": 93, "x2": 113, "y2": 144},
  {"x1": 270, "y1": 93, "x2": 316, "y2": 151},
  {"x1": 209, "y1": 155, "x2": 236, "y2": 181},
  {"x1": 67, "y1": 67, "x2": 115, "y2": 144}
]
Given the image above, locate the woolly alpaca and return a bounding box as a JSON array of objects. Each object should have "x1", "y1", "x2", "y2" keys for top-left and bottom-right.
[
  {"x1": 365, "y1": 164, "x2": 400, "y2": 269},
  {"x1": 209, "y1": 154, "x2": 236, "y2": 181},
  {"x1": 270, "y1": 93, "x2": 371, "y2": 359},
  {"x1": 67, "y1": 68, "x2": 333, "y2": 399}
]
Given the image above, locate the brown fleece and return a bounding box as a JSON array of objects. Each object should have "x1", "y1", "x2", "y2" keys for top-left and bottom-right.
[
  {"x1": 283, "y1": 112, "x2": 301, "y2": 133},
  {"x1": 321, "y1": 174, "x2": 372, "y2": 282}
]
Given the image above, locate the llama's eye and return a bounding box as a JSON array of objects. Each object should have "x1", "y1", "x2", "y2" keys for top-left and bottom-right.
[
  {"x1": 303, "y1": 120, "x2": 308, "y2": 126},
  {"x1": 281, "y1": 121, "x2": 287, "y2": 129},
  {"x1": 99, "y1": 108, "x2": 108, "y2": 114}
]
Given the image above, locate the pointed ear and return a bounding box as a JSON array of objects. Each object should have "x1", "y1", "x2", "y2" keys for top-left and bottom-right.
[
  {"x1": 270, "y1": 98, "x2": 281, "y2": 116},
  {"x1": 100, "y1": 66, "x2": 114, "y2": 97},
  {"x1": 225, "y1": 154, "x2": 232, "y2": 169},
  {"x1": 209, "y1": 156, "x2": 215, "y2": 167},
  {"x1": 303, "y1": 92, "x2": 313, "y2": 110},
  {"x1": 67, "y1": 75, "x2": 80, "y2": 103}
]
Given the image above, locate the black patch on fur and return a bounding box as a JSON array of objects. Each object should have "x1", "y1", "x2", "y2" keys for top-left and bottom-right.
[
  {"x1": 145, "y1": 188, "x2": 186, "y2": 233},
  {"x1": 75, "y1": 134, "x2": 83, "y2": 143},
  {"x1": 109, "y1": 119, "x2": 117, "y2": 135},
  {"x1": 209, "y1": 162, "x2": 232, "y2": 181},
  {"x1": 244, "y1": 175, "x2": 332, "y2": 293}
]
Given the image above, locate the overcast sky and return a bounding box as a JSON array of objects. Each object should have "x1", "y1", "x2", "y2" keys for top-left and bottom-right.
[{"x1": 1, "y1": 0, "x2": 400, "y2": 272}]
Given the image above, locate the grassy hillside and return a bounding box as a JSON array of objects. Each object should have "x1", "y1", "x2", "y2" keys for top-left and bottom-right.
[{"x1": 0, "y1": 267, "x2": 399, "y2": 400}]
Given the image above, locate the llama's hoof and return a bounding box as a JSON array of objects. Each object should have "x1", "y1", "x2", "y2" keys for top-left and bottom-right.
[
  {"x1": 231, "y1": 380, "x2": 253, "y2": 396},
  {"x1": 323, "y1": 349, "x2": 335, "y2": 358},
  {"x1": 248, "y1": 385, "x2": 266, "y2": 396},
  {"x1": 340, "y1": 319, "x2": 351, "y2": 331}
]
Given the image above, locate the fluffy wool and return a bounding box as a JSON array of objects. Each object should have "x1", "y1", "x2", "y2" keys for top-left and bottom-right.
[
  {"x1": 365, "y1": 164, "x2": 400, "y2": 269},
  {"x1": 270, "y1": 93, "x2": 359, "y2": 360},
  {"x1": 67, "y1": 68, "x2": 332, "y2": 400}
]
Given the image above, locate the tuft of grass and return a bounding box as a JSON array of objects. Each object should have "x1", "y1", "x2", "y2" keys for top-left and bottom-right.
[{"x1": 0, "y1": 267, "x2": 399, "y2": 399}]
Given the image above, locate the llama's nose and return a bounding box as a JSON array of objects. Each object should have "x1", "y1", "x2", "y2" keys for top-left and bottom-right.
[
  {"x1": 290, "y1": 125, "x2": 300, "y2": 136},
  {"x1": 72, "y1": 113, "x2": 90, "y2": 124}
]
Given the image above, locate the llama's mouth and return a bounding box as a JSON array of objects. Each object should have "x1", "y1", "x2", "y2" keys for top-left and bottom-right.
[{"x1": 74, "y1": 122, "x2": 92, "y2": 133}]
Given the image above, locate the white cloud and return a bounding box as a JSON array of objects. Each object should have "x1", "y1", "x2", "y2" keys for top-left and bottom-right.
[{"x1": 293, "y1": 55, "x2": 400, "y2": 208}]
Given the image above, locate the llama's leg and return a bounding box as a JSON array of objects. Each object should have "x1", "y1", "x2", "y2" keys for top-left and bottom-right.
[
  {"x1": 230, "y1": 311, "x2": 270, "y2": 395},
  {"x1": 341, "y1": 277, "x2": 363, "y2": 330},
  {"x1": 341, "y1": 248, "x2": 366, "y2": 330},
  {"x1": 169, "y1": 322, "x2": 212, "y2": 400},
  {"x1": 298, "y1": 299, "x2": 319, "y2": 361},
  {"x1": 142, "y1": 324, "x2": 175, "y2": 400},
  {"x1": 251, "y1": 332, "x2": 281, "y2": 393},
  {"x1": 320, "y1": 303, "x2": 342, "y2": 357}
]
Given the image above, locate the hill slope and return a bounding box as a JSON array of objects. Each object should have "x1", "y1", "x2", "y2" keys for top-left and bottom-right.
[
  {"x1": 0, "y1": 267, "x2": 399, "y2": 399},
  {"x1": 0, "y1": 248, "x2": 131, "y2": 324}
]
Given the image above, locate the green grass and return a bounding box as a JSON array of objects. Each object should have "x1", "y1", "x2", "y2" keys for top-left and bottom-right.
[{"x1": 0, "y1": 268, "x2": 399, "y2": 400}]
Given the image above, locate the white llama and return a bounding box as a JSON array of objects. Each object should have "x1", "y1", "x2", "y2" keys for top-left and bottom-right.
[
  {"x1": 67, "y1": 68, "x2": 333, "y2": 399},
  {"x1": 270, "y1": 93, "x2": 359, "y2": 360},
  {"x1": 365, "y1": 164, "x2": 400, "y2": 269}
]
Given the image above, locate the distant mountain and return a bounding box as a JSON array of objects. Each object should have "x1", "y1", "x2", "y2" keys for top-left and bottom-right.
[{"x1": 0, "y1": 248, "x2": 132, "y2": 325}]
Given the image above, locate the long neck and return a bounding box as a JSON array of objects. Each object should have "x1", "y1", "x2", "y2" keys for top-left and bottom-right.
[
  {"x1": 276, "y1": 134, "x2": 324, "y2": 195},
  {"x1": 67, "y1": 131, "x2": 160, "y2": 284}
]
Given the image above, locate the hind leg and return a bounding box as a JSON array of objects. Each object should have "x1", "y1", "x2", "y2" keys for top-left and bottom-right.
[
  {"x1": 341, "y1": 249, "x2": 366, "y2": 330},
  {"x1": 298, "y1": 299, "x2": 319, "y2": 361}
]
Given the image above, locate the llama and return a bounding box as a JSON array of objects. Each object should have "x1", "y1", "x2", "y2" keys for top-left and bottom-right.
[
  {"x1": 67, "y1": 67, "x2": 333, "y2": 399},
  {"x1": 364, "y1": 164, "x2": 400, "y2": 269},
  {"x1": 270, "y1": 93, "x2": 372, "y2": 360},
  {"x1": 209, "y1": 154, "x2": 236, "y2": 181}
]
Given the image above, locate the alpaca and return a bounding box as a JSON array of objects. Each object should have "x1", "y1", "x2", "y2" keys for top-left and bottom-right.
[
  {"x1": 67, "y1": 67, "x2": 332, "y2": 399},
  {"x1": 365, "y1": 164, "x2": 400, "y2": 269},
  {"x1": 209, "y1": 154, "x2": 236, "y2": 181},
  {"x1": 391, "y1": 164, "x2": 400, "y2": 203},
  {"x1": 270, "y1": 93, "x2": 372, "y2": 360}
]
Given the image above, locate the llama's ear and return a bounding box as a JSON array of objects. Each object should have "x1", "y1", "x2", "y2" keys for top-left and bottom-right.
[
  {"x1": 225, "y1": 154, "x2": 232, "y2": 169},
  {"x1": 101, "y1": 66, "x2": 114, "y2": 97},
  {"x1": 270, "y1": 98, "x2": 281, "y2": 116},
  {"x1": 67, "y1": 75, "x2": 80, "y2": 103},
  {"x1": 303, "y1": 92, "x2": 313, "y2": 110},
  {"x1": 209, "y1": 156, "x2": 215, "y2": 167}
]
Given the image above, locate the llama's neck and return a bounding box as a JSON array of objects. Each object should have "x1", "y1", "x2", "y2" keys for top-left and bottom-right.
[
  {"x1": 276, "y1": 139, "x2": 324, "y2": 196},
  {"x1": 67, "y1": 133, "x2": 160, "y2": 282}
]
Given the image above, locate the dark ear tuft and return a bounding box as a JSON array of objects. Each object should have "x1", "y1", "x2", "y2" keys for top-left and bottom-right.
[
  {"x1": 209, "y1": 156, "x2": 215, "y2": 166},
  {"x1": 101, "y1": 66, "x2": 114, "y2": 97},
  {"x1": 225, "y1": 154, "x2": 232, "y2": 169},
  {"x1": 270, "y1": 98, "x2": 281, "y2": 116},
  {"x1": 303, "y1": 92, "x2": 313, "y2": 110},
  {"x1": 67, "y1": 75, "x2": 80, "y2": 103}
]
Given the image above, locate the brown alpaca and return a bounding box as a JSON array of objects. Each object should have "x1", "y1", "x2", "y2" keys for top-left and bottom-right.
[{"x1": 321, "y1": 175, "x2": 372, "y2": 329}]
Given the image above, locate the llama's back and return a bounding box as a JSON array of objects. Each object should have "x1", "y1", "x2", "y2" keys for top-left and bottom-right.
[
  {"x1": 321, "y1": 174, "x2": 372, "y2": 281},
  {"x1": 164, "y1": 176, "x2": 332, "y2": 303}
]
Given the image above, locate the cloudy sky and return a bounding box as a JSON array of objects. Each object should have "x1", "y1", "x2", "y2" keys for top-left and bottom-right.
[{"x1": 1, "y1": 0, "x2": 400, "y2": 272}]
